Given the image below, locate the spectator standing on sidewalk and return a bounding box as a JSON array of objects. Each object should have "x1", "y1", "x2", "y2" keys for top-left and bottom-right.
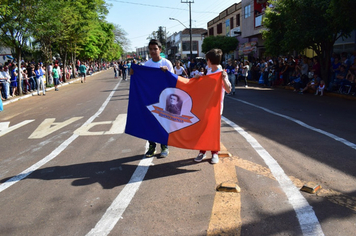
[
  {"x1": 34, "y1": 64, "x2": 46, "y2": 96},
  {"x1": 225, "y1": 59, "x2": 235, "y2": 95},
  {"x1": 0, "y1": 66, "x2": 10, "y2": 100},
  {"x1": 21, "y1": 67, "x2": 31, "y2": 94},
  {"x1": 52, "y1": 64, "x2": 60, "y2": 91},
  {"x1": 27, "y1": 64, "x2": 36, "y2": 92},
  {"x1": 10, "y1": 63, "x2": 18, "y2": 97},
  {"x1": 48, "y1": 63, "x2": 53, "y2": 85},
  {"x1": 0, "y1": 66, "x2": 11, "y2": 99},
  {"x1": 123, "y1": 61, "x2": 128, "y2": 80},
  {"x1": 242, "y1": 61, "x2": 249, "y2": 87},
  {"x1": 113, "y1": 61, "x2": 119, "y2": 78}
]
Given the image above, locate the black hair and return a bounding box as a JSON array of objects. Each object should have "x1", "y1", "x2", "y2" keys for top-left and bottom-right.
[{"x1": 148, "y1": 39, "x2": 162, "y2": 49}]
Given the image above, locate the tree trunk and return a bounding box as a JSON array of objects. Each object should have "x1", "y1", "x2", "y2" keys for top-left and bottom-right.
[
  {"x1": 17, "y1": 48, "x2": 22, "y2": 95},
  {"x1": 319, "y1": 43, "x2": 332, "y2": 86},
  {"x1": 63, "y1": 51, "x2": 67, "y2": 83},
  {"x1": 72, "y1": 51, "x2": 76, "y2": 79}
]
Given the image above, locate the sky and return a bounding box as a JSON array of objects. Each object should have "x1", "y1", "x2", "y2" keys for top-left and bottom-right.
[{"x1": 105, "y1": 0, "x2": 241, "y2": 52}]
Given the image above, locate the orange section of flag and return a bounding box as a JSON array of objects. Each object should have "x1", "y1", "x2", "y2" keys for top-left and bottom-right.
[{"x1": 168, "y1": 73, "x2": 222, "y2": 151}]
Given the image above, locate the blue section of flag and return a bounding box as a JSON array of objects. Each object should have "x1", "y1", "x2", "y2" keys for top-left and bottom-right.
[{"x1": 125, "y1": 64, "x2": 178, "y2": 144}]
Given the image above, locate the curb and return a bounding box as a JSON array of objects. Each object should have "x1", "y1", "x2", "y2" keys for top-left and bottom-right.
[
  {"x1": 247, "y1": 80, "x2": 356, "y2": 101},
  {"x1": 2, "y1": 69, "x2": 108, "y2": 106}
]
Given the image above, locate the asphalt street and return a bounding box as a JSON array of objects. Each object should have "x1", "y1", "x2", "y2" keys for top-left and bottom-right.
[{"x1": 0, "y1": 69, "x2": 355, "y2": 236}]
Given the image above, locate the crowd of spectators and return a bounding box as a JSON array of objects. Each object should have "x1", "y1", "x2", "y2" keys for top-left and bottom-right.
[
  {"x1": 4, "y1": 52, "x2": 354, "y2": 101},
  {"x1": 227, "y1": 52, "x2": 356, "y2": 96},
  {"x1": 0, "y1": 59, "x2": 110, "y2": 101},
  {"x1": 119, "y1": 52, "x2": 356, "y2": 98}
]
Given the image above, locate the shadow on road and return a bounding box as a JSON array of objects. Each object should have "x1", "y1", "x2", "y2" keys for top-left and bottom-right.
[{"x1": 0, "y1": 155, "x2": 198, "y2": 189}]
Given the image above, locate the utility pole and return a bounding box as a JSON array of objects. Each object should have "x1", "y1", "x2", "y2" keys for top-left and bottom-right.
[{"x1": 181, "y1": 0, "x2": 194, "y2": 60}]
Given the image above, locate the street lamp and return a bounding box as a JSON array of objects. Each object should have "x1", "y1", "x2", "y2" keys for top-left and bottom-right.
[
  {"x1": 169, "y1": 17, "x2": 192, "y2": 60},
  {"x1": 169, "y1": 17, "x2": 188, "y2": 28}
]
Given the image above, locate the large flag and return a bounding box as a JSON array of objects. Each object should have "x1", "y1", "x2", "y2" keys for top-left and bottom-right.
[{"x1": 125, "y1": 64, "x2": 222, "y2": 151}]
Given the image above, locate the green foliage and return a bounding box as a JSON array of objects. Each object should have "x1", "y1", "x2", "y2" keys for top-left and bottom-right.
[
  {"x1": 263, "y1": 0, "x2": 356, "y2": 83},
  {"x1": 0, "y1": 0, "x2": 37, "y2": 50},
  {"x1": 147, "y1": 27, "x2": 168, "y2": 52},
  {"x1": 0, "y1": 0, "x2": 128, "y2": 63},
  {"x1": 202, "y1": 36, "x2": 238, "y2": 54}
]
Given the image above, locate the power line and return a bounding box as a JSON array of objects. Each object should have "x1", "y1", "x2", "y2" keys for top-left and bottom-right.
[{"x1": 107, "y1": 0, "x2": 219, "y2": 14}]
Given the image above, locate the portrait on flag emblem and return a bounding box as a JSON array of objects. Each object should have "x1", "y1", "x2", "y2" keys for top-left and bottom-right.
[{"x1": 147, "y1": 88, "x2": 199, "y2": 133}]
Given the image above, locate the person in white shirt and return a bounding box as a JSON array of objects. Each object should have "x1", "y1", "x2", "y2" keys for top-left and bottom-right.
[
  {"x1": 0, "y1": 66, "x2": 11, "y2": 99},
  {"x1": 131, "y1": 39, "x2": 173, "y2": 158},
  {"x1": 190, "y1": 67, "x2": 199, "y2": 78},
  {"x1": 174, "y1": 61, "x2": 188, "y2": 77}
]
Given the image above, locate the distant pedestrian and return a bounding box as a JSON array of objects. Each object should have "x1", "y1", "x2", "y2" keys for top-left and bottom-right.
[
  {"x1": 35, "y1": 64, "x2": 46, "y2": 96},
  {"x1": 52, "y1": 64, "x2": 60, "y2": 91},
  {"x1": 79, "y1": 63, "x2": 87, "y2": 83},
  {"x1": 113, "y1": 62, "x2": 119, "y2": 78},
  {"x1": 10, "y1": 64, "x2": 18, "y2": 96}
]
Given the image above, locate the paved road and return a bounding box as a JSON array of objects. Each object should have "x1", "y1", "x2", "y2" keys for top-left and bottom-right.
[{"x1": 0, "y1": 69, "x2": 355, "y2": 236}]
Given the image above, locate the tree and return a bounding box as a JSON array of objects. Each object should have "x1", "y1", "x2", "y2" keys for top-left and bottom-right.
[
  {"x1": 202, "y1": 36, "x2": 239, "y2": 58},
  {"x1": 263, "y1": 0, "x2": 356, "y2": 84},
  {"x1": 31, "y1": 0, "x2": 65, "y2": 84},
  {"x1": 147, "y1": 27, "x2": 167, "y2": 52},
  {"x1": 113, "y1": 24, "x2": 130, "y2": 52},
  {"x1": 0, "y1": 0, "x2": 38, "y2": 95}
]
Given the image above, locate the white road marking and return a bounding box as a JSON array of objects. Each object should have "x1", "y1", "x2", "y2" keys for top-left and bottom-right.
[
  {"x1": 229, "y1": 97, "x2": 356, "y2": 150},
  {"x1": 222, "y1": 116, "x2": 325, "y2": 236},
  {"x1": 29, "y1": 117, "x2": 83, "y2": 139},
  {"x1": 0, "y1": 120, "x2": 34, "y2": 137},
  {"x1": 73, "y1": 114, "x2": 127, "y2": 136},
  {"x1": 0, "y1": 79, "x2": 123, "y2": 193},
  {"x1": 86, "y1": 151, "x2": 153, "y2": 236}
]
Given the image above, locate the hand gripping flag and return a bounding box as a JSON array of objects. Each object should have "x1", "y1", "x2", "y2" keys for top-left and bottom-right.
[{"x1": 125, "y1": 64, "x2": 222, "y2": 151}]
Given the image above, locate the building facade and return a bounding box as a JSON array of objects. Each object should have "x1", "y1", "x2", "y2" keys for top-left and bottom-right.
[
  {"x1": 0, "y1": 47, "x2": 13, "y2": 65},
  {"x1": 207, "y1": 3, "x2": 242, "y2": 60},
  {"x1": 136, "y1": 46, "x2": 149, "y2": 61},
  {"x1": 240, "y1": 0, "x2": 268, "y2": 60},
  {"x1": 167, "y1": 28, "x2": 207, "y2": 61},
  {"x1": 206, "y1": 0, "x2": 269, "y2": 61}
]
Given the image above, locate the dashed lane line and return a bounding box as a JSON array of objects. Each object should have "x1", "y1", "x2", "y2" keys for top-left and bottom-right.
[{"x1": 86, "y1": 143, "x2": 153, "y2": 236}]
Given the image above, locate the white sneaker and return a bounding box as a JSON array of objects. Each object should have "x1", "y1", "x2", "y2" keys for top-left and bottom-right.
[
  {"x1": 194, "y1": 153, "x2": 206, "y2": 162},
  {"x1": 211, "y1": 153, "x2": 219, "y2": 164}
]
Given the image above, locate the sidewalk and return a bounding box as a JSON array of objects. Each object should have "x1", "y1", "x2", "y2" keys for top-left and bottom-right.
[
  {"x1": 1, "y1": 69, "x2": 107, "y2": 106},
  {"x1": 247, "y1": 80, "x2": 356, "y2": 101}
]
